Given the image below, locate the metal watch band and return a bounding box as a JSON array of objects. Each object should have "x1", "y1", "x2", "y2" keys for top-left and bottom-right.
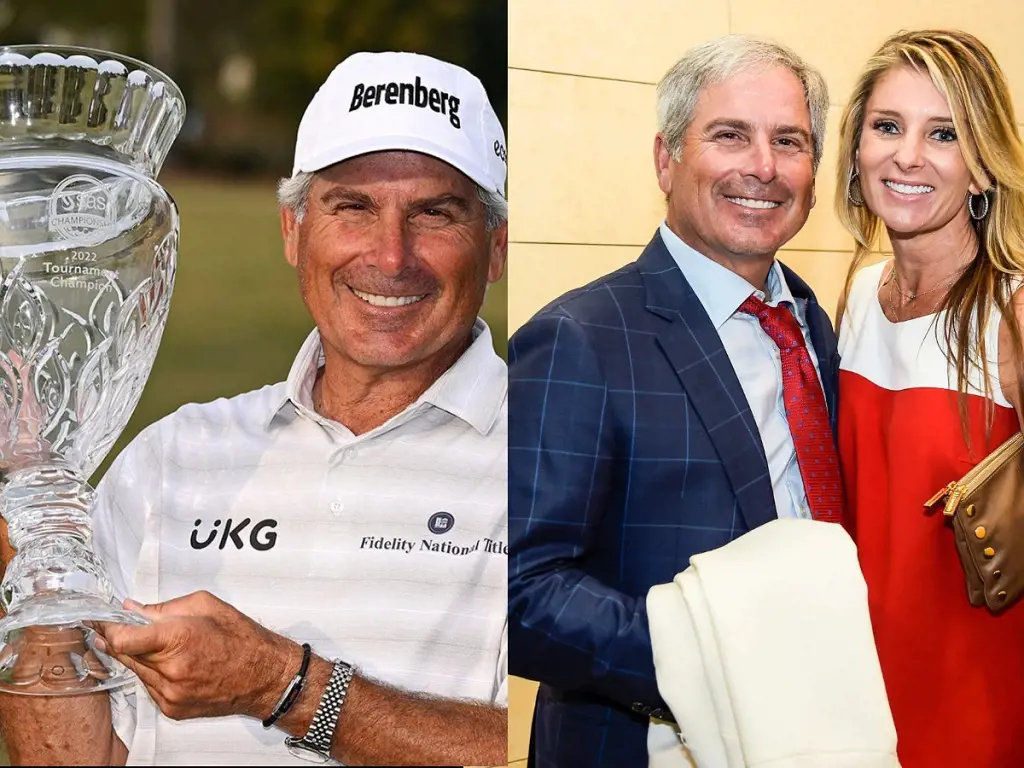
[{"x1": 284, "y1": 659, "x2": 354, "y2": 762}]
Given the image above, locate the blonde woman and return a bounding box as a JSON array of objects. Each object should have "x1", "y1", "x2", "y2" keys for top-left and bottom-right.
[{"x1": 836, "y1": 29, "x2": 1024, "y2": 767}]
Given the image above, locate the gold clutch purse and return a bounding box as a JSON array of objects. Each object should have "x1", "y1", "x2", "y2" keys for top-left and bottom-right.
[{"x1": 924, "y1": 432, "x2": 1024, "y2": 614}]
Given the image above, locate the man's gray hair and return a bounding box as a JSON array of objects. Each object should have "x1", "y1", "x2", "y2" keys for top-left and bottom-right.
[
  {"x1": 656, "y1": 34, "x2": 829, "y2": 172},
  {"x1": 277, "y1": 171, "x2": 508, "y2": 231}
]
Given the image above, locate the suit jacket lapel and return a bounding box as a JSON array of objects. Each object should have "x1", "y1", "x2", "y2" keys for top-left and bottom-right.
[{"x1": 638, "y1": 233, "x2": 778, "y2": 532}]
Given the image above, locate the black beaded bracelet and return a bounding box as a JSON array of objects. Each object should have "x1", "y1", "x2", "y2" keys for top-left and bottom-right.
[{"x1": 262, "y1": 642, "x2": 312, "y2": 729}]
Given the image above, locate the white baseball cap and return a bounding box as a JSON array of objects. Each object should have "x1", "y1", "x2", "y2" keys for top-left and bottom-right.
[{"x1": 291, "y1": 51, "x2": 507, "y2": 198}]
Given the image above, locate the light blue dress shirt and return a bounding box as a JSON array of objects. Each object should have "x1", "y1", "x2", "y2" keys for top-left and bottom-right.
[{"x1": 659, "y1": 222, "x2": 824, "y2": 520}]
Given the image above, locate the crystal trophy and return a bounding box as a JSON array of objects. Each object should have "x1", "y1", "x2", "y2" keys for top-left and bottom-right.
[{"x1": 0, "y1": 46, "x2": 184, "y2": 693}]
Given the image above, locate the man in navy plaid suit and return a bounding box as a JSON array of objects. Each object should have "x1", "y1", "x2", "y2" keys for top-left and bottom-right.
[{"x1": 509, "y1": 35, "x2": 840, "y2": 767}]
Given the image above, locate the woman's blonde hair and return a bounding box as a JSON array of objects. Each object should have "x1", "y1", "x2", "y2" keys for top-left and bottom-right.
[{"x1": 835, "y1": 29, "x2": 1024, "y2": 446}]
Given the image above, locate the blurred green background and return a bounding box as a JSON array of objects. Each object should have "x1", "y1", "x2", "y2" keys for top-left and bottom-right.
[{"x1": 0, "y1": 1, "x2": 506, "y2": 761}]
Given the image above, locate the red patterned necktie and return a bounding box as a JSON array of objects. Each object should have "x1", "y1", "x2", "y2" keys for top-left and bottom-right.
[{"x1": 738, "y1": 295, "x2": 845, "y2": 525}]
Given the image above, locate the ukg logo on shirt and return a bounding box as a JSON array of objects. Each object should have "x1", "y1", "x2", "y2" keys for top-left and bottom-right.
[
  {"x1": 190, "y1": 518, "x2": 278, "y2": 551},
  {"x1": 349, "y1": 76, "x2": 461, "y2": 128}
]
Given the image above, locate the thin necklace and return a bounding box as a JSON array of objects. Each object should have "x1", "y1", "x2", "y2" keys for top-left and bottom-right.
[
  {"x1": 885, "y1": 262, "x2": 966, "y2": 322},
  {"x1": 886, "y1": 272, "x2": 902, "y2": 321},
  {"x1": 890, "y1": 262, "x2": 968, "y2": 302}
]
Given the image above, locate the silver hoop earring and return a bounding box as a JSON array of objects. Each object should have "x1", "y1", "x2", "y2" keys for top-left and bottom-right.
[
  {"x1": 968, "y1": 192, "x2": 990, "y2": 221},
  {"x1": 847, "y1": 170, "x2": 865, "y2": 207}
]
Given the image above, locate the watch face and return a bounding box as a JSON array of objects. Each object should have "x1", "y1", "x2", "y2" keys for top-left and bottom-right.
[{"x1": 284, "y1": 738, "x2": 332, "y2": 764}]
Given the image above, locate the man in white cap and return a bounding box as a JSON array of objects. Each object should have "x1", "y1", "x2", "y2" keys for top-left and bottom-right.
[{"x1": 0, "y1": 51, "x2": 508, "y2": 767}]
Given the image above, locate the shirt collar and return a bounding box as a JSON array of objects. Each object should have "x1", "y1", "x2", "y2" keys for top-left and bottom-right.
[
  {"x1": 658, "y1": 221, "x2": 807, "y2": 330},
  {"x1": 265, "y1": 318, "x2": 507, "y2": 436}
]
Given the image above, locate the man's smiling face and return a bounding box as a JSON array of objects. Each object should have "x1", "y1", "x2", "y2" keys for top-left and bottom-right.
[
  {"x1": 656, "y1": 65, "x2": 817, "y2": 266},
  {"x1": 281, "y1": 150, "x2": 506, "y2": 374}
]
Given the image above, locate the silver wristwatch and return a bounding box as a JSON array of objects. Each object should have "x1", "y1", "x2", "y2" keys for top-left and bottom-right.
[{"x1": 285, "y1": 660, "x2": 355, "y2": 763}]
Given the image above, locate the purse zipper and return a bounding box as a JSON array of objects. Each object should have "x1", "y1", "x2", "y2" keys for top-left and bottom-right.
[{"x1": 924, "y1": 432, "x2": 1024, "y2": 516}]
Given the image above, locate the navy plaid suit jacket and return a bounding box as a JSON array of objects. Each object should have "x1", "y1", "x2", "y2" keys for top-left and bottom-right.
[{"x1": 508, "y1": 231, "x2": 840, "y2": 768}]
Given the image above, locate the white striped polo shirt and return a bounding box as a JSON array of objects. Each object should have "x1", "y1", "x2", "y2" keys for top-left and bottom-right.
[{"x1": 93, "y1": 319, "x2": 508, "y2": 766}]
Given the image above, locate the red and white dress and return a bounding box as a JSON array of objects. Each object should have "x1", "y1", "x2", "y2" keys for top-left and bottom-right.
[{"x1": 838, "y1": 260, "x2": 1024, "y2": 767}]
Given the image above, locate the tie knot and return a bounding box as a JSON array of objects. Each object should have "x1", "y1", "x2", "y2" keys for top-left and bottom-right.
[{"x1": 738, "y1": 295, "x2": 805, "y2": 351}]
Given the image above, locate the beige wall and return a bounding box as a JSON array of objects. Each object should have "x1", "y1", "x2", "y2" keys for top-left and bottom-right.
[{"x1": 506, "y1": 1, "x2": 1024, "y2": 763}]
